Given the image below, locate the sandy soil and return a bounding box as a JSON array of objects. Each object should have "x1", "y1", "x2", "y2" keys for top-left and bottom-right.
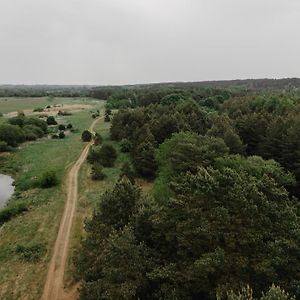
[
  {"x1": 4, "y1": 104, "x2": 93, "y2": 118},
  {"x1": 41, "y1": 117, "x2": 99, "y2": 300}
]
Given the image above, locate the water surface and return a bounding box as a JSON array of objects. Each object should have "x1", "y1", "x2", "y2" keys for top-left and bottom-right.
[{"x1": 0, "y1": 174, "x2": 14, "y2": 209}]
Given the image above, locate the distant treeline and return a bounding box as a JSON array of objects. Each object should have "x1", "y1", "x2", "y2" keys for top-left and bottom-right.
[
  {"x1": 0, "y1": 85, "x2": 94, "y2": 97},
  {"x1": 0, "y1": 78, "x2": 299, "y2": 98}
]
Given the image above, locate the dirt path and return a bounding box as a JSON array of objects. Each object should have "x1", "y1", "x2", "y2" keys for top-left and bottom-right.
[{"x1": 41, "y1": 117, "x2": 100, "y2": 300}]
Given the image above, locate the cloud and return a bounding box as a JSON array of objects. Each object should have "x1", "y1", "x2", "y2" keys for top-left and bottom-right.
[{"x1": 0, "y1": 0, "x2": 299, "y2": 84}]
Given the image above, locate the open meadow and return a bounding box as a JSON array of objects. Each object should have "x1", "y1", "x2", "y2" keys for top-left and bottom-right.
[{"x1": 0, "y1": 97, "x2": 104, "y2": 299}]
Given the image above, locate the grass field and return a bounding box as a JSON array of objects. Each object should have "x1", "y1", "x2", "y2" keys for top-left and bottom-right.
[
  {"x1": 0, "y1": 97, "x2": 96, "y2": 114},
  {"x1": 0, "y1": 97, "x2": 104, "y2": 300}
]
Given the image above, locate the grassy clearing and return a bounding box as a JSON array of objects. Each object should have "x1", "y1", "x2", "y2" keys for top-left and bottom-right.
[{"x1": 0, "y1": 98, "x2": 104, "y2": 300}]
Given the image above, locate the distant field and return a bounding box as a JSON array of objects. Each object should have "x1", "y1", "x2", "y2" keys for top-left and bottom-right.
[
  {"x1": 0, "y1": 97, "x2": 98, "y2": 114},
  {"x1": 0, "y1": 97, "x2": 104, "y2": 300}
]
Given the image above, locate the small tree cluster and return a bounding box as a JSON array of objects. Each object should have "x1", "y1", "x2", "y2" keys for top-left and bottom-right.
[{"x1": 81, "y1": 130, "x2": 92, "y2": 142}]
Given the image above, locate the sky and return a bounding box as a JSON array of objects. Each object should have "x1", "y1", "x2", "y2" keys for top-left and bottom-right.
[{"x1": 0, "y1": 0, "x2": 299, "y2": 85}]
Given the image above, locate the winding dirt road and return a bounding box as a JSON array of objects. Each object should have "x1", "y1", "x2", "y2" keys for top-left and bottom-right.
[{"x1": 41, "y1": 118, "x2": 99, "y2": 300}]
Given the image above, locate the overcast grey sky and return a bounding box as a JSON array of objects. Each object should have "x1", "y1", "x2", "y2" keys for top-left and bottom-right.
[{"x1": 0, "y1": 0, "x2": 299, "y2": 85}]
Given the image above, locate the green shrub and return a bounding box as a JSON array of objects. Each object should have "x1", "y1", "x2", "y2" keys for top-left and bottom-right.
[
  {"x1": 0, "y1": 124, "x2": 25, "y2": 146},
  {"x1": 46, "y1": 116, "x2": 57, "y2": 125},
  {"x1": 81, "y1": 130, "x2": 92, "y2": 142},
  {"x1": 16, "y1": 243, "x2": 46, "y2": 262},
  {"x1": 67, "y1": 123, "x2": 73, "y2": 129},
  {"x1": 0, "y1": 202, "x2": 28, "y2": 225},
  {"x1": 33, "y1": 108, "x2": 44, "y2": 112},
  {"x1": 39, "y1": 171, "x2": 58, "y2": 188},
  {"x1": 59, "y1": 131, "x2": 65, "y2": 139},
  {"x1": 0, "y1": 141, "x2": 10, "y2": 152},
  {"x1": 87, "y1": 144, "x2": 117, "y2": 167},
  {"x1": 119, "y1": 138, "x2": 131, "y2": 152},
  {"x1": 91, "y1": 163, "x2": 106, "y2": 180},
  {"x1": 23, "y1": 125, "x2": 44, "y2": 138},
  {"x1": 58, "y1": 124, "x2": 66, "y2": 131},
  {"x1": 94, "y1": 132, "x2": 103, "y2": 145}
]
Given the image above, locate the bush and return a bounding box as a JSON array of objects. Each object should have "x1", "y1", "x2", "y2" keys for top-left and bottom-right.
[
  {"x1": 0, "y1": 124, "x2": 25, "y2": 147},
  {"x1": 0, "y1": 202, "x2": 28, "y2": 225},
  {"x1": 91, "y1": 163, "x2": 106, "y2": 180},
  {"x1": 94, "y1": 132, "x2": 103, "y2": 145},
  {"x1": 46, "y1": 116, "x2": 57, "y2": 125},
  {"x1": 16, "y1": 243, "x2": 46, "y2": 262},
  {"x1": 51, "y1": 134, "x2": 59, "y2": 139},
  {"x1": 67, "y1": 123, "x2": 73, "y2": 129},
  {"x1": 82, "y1": 130, "x2": 92, "y2": 142},
  {"x1": 58, "y1": 124, "x2": 66, "y2": 131},
  {"x1": 87, "y1": 144, "x2": 117, "y2": 167},
  {"x1": 39, "y1": 171, "x2": 58, "y2": 188},
  {"x1": 0, "y1": 141, "x2": 10, "y2": 152},
  {"x1": 33, "y1": 108, "x2": 44, "y2": 112},
  {"x1": 120, "y1": 162, "x2": 136, "y2": 183},
  {"x1": 104, "y1": 114, "x2": 111, "y2": 122},
  {"x1": 23, "y1": 117, "x2": 47, "y2": 133},
  {"x1": 59, "y1": 131, "x2": 65, "y2": 139},
  {"x1": 22, "y1": 125, "x2": 44, "y2": 141},
  {"x1": 119, "y1": 138, "x2": 131, "y2": 152}
]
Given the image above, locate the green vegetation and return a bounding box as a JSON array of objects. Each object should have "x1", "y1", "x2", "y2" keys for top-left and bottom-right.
[
  {"x1": 74, "y1": 83, "x2": 300, "y2": 300},
  {"x1": 81, "y1": 130, "x2": 92, "y2": 142},
  {"x1": 0, "y1": 97, "x2": 104, "y2": 299},
  {"x1": 2, "y1": 82, "x2": 300, "y2": 299}
]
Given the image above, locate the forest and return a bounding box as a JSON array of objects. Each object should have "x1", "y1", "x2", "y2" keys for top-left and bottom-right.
[
  {"x1": 73, "y1": 80, "x2": 300, "y2": 299},
  {"x1": 1, "y1": 79, "x2": 300, "y2": 299}
]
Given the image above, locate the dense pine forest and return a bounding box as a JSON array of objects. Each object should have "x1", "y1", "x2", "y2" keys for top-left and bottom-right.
[{"x1": 77, "y1": 80, "x2": 300, "y2": 299}]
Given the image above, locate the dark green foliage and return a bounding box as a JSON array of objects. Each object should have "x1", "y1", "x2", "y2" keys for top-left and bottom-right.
[
  {"x1": 120, "y1": 162, "x2": 136, "y2": 183},
  {"x1": 0, "y1": 141, "x2": 11, "y2": 152},
  {"x1": 23, "y1": 117, "x2": 47, "y2": 133},
  {"x1": 58, "y1": 124, "x2": 66, "y2": 131},
  {"x1": 119, "y1": 138, "x2": 131, "y2": 152},
  {"x1": 76, "y1": 83, "x2": 300, "y2": 299},
  {"x1": 75, "y1": 181, "x2": 143, "y2": 298},
  {"x1": 81, "y1": 130, "x2": 92, "y2": 142},
  {"x1": 39, "y1": 171, "x2": 58, "y2": 188},
  {"x1": 67, "y1": 123, "x2": 73, "y2": 129},
  {"x1": 87, "y1": 144, "x2": 117, "y2": 168},
  {"x1": 58, "y1": 131, "x2": 65, "y2": 139},
  {"x1": 104, "y1": 114, "x2": 110, "y2": 122},
  {"x1": 16, "y1": 243, "x2": 46, "y2": 262},
  {"x1": 96, "y1": 179, "x2": 140, "y2": 229},
  {"x1": 91, "y1": 163, "x2": 106, "y2": 180},
  {"x1": 46, "y1": 116, "x2": 57, "y2": 125},
  {"x1": 133, "y1": 127, "x2": 157, "y2": 178},
  {"x1": 33, "y1": 107, "x2": 44, "y2": 112},
  {"x1": 8, "y1": 116, "x2": 25, "y2": 127},
  {"x1": 0, "y1": 202, "x2": 28, "y2": 225},
  {"x1": 93, "y1": 132, "x2": 103, "y2": 145},
  {"x1": 154, "y1": 132, "x2": 229, "y2": 200},
  {"x1": 23, "y1": 125, "x2": 44, "y2": 141},
  {"x1": 51, "y1": 134, "x2": 59, "y2": 139},
  {"x1": 0, "y1": 124, "x2": 24, "y2": 146}
]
